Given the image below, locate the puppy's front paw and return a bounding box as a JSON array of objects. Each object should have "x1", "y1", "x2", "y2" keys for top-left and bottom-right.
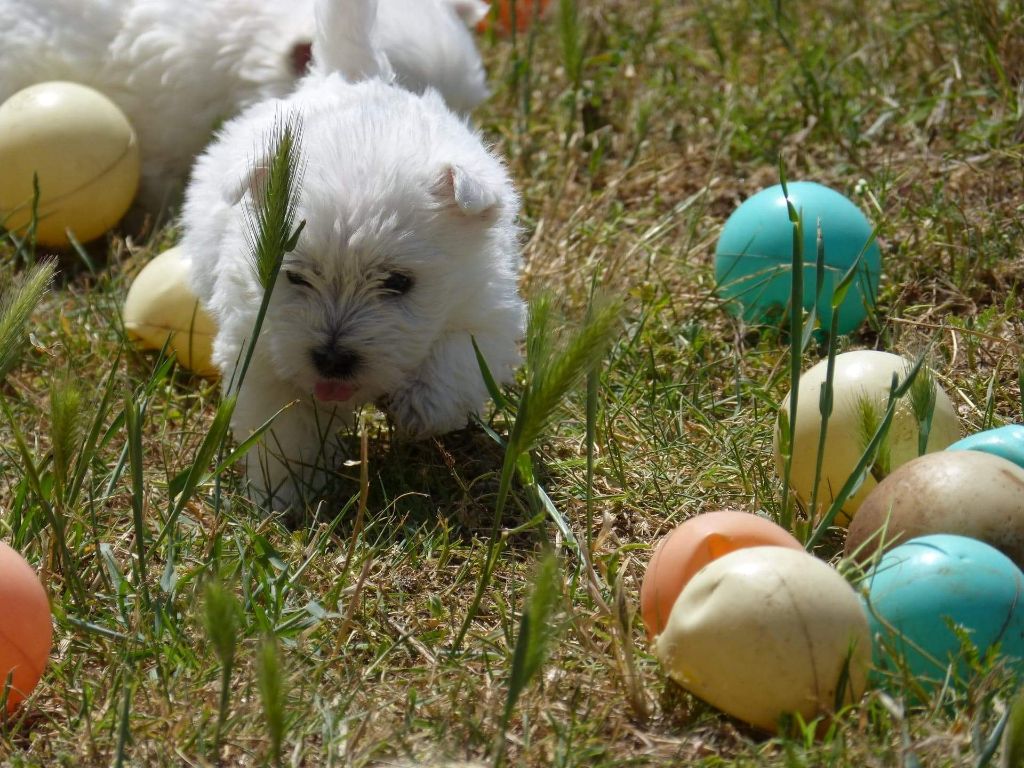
[{"x1": 384, "y1": 380, "x2": 473, "y2": 439}]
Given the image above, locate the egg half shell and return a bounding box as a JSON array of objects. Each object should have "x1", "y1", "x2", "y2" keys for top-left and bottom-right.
[{"x1": 654, "y1": 546, "x2": 870, "y2": 732}]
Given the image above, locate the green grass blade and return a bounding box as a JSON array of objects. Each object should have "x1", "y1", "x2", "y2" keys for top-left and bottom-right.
[
  {"x1": 231, "y1": 112, "x2": 306, "y2": 395},
  {"x1": 258, "y1": 636, "x2": 286, "y2": 767},
  {"x1": 808, "y1": 320, "x2": 840, "y2": 520},
  {"x1": 800, "y1": 219, "x2": 825, "y2": 349},
  {"x1": 1000, "y1": 687, "x2": 1024, "y2": 767},
  {"x1": 166, "y1": 399, "x2": 288, "y2": 499},
  {"x1": 473, "y1": 334, "x2": 511, "y2": 413},
  {"x1": 123, "y1": 394, "x2": 151, "y2": 610},
  {"x1": 495, "y1": 551, "x2": 561, "y2": 766},
  {"x1": 152, "y1": 395, "x2": 237, "y2": 551},
  {"x1": 907, "y1": 357, "x2": 938, "y2": 456},
  {"x1": 113, "y1": 673, "x2": 134, "y2": 768},
  {"x1": 204, "y1": 580, "x2": 240, "y2": 760},
  {"x1": 67, "y1": 348, "x2": 124, "y2": 507},
  {"x1": 49, "y1": 374, "x2": 85, "y2": 502},
  {"x1": 779, "y1": 162, "x2": 804, "y2": 533},
  {"x1": 0, "y1": 260, "x2": 54, "y2": 379},
  {"x1": 454, "y1": 293, "x2": 620, "y2": 651},
  {"x1": 512, "y1": 296, "x2": 620, "y2": 454},
  {"x1": 558, "y1": 0, "x2": 582, "y2": 89},
  {"x1": 0, "y1": 392, "x2": 86, "y2": 606}
]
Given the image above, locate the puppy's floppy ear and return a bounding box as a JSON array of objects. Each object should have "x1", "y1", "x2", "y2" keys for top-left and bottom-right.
[
  {"x1": 223, "y1": 164, "x2": 270, "y2": 207},
  {"x1": 287, "y1": 39, "x2": 314, "y2": 76},
  {"x1": 433, "y1": 164, "x2": 501, "y2": 217},
  {"x1": 446, "y1": 0, "x2": 490, "y2": 26}
]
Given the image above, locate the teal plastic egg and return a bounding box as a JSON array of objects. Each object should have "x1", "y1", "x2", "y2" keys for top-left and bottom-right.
[
  {"x1": 947, "y1": 424, "x2": 1024, "y2": 470},
  {"x1": 714, "y1": 181, "x2": 881, "y2": 334},
  {"x1": 864, "y1": 534, "x2": 1024, "y2": 686}
]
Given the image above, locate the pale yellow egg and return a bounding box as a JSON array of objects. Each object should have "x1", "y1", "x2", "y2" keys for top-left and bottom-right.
[
  {"x1": 654, "y1": 546, "x2": 870, "y2": 732},
  {"x1": 0, "y1": 81, "x2": 140, "y2": 247},
  {"x1": 774, "y1": 350, "x2": 961, "y2": 525},
  {"x1": 124, "y1": 246, "x2": 218, "y2": 378}
]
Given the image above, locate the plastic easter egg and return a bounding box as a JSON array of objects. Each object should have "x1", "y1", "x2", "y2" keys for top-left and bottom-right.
[
  {"x1": 124, "y1": 246, "x2": 218, "y2": 377},
  {"x1": 714, "y1": 181, "x2": 881, "y2": 334},
  {"x1": 863, "y1": 535, "x2": 1024, "y2": 685},
  {"x1": 640, "y1": 511, "x2": 803, "y2": 640},
  {"x1": 0, "y1": 81, "x2": 140, "y2": 247},
  {"x1": 0, "y1": 541, "x2": 52, "y2": 712},
  {"x1": 477, "y1": 0, "x2": 551, "y2": 33},
  {"x1": 654, "y1": 546, "x2": 870, "y2": 732},
  {"x1": 846, "y1": 451, "x2": 1024, "y2": 566},
  {"x1": 946, "y1": 424, "x2": 1024, "y2": 470},
  {"x1": 774, "y1": 350, "x2": 961, "y2": 525}
]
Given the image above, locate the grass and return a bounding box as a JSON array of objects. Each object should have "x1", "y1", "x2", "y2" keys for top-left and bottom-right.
[{"x1": 2, "y1": 0, "x2": 1024, "y2": 764}]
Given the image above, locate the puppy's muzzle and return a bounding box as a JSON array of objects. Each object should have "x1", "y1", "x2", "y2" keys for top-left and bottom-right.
[{"x1": 311, "y1": 346, "x2": 362, "y2": 379}]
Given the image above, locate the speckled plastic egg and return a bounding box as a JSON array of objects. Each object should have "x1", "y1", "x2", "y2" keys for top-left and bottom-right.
[
  {"x1": 845, "y1": 451, "x2": 1024, "y2": 567},
  {"x1": 863, "y1": 535, "x2": 1024, "y2": 686}
]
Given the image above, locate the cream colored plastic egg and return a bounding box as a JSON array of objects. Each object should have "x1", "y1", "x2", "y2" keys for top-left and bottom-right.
[
  {"x1": 0, "y1": 81, "x2": 140, "y2": 247},
  {"x1": 774, "y1": 350, "x2": 960, "y2": 525},
  {"x1": 124, "y1": 246, "x2": 218, "y2": 377},
  {"x1": 654, "y1": 546, "x2": 870, "y2": 732}
]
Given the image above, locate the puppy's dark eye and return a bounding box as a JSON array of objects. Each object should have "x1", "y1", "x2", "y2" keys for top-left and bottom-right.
[
  {"x1": 285, "y1": 270, "x2": 313, "y2": 289},
  {"x1": 382, "y1": 271, "x2": 414, "y2": 296}
]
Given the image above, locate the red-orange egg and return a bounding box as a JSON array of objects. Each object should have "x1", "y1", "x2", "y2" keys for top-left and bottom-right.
[
  {"x1": 640, "y1": 511, "x2": 803, "y2": 640},
  {"x1": 0, "y1": 541, "x2": 52, "y2": 712},
  {"x1": 477, "y1": 0, "x2": 551, "y2": 34}
]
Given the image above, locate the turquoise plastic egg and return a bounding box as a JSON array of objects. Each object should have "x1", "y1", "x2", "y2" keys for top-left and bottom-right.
[
  {"x1": 946, "y1": 424, "x2": 1024, "y2": 470},
  {"x1": 864, "y1": 534, "x2": 1024, "y2": 686},
  {"x1": 714, "y1": 181, "x2": 881, "y2": 334}
]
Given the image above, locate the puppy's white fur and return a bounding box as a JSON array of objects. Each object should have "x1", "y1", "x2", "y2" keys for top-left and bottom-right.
[
  {"x1": 181, "y1": 1, "x2": 523, "y2": 510},
  {"x1": 0, "y1": 0, "x2": 489, "y2": 208}
]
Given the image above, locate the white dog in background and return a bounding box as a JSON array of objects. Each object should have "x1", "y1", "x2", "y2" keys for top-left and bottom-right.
[
  {"x1": 181, "y1": 0, "x2": 525, "y2": 510},
  {"x1": 0, "y1": 0, "x2": 490, "y2": 208}
]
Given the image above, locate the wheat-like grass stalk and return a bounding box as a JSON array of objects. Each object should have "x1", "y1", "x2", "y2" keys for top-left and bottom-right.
[
  {"x1": 0, "y1": 261, "x2": 54, "y2": 379},
  {"x1": 454, "y1": 293, "x2": 620, "y2": 651}
]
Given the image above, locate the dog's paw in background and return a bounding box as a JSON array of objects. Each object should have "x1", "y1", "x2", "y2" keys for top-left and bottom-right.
[{"x1": 384, "y1": 327, "x2": 521, "y2": 439}]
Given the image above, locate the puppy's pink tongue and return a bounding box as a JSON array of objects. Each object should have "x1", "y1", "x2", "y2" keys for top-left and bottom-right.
[{"x1": 314, "y1": 381, "x2": 355, "y2": 402}]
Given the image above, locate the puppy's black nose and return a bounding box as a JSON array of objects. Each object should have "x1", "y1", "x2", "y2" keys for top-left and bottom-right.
[{"x1": 311, "y1": 347, "x2": 361, "y2": 379}]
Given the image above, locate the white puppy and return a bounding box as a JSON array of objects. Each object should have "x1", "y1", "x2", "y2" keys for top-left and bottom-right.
[
  {"x1": 0, "y1": 0, "x2": 489, "y2": 209},
  {"x1": 180, "y1": 0, "x2": 524, "y2": 510}
]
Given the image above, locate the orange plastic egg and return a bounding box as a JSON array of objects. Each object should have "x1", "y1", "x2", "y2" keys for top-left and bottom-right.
[
  {"x1": 477, "y1": 0, "x2": 551, "y2": 34},
  {"x1": 0, "y1": 541, "x2": 52, "y2": 712},
  {"x1": 640, "y1": 511, "x2": 803, "y2": 640}
]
